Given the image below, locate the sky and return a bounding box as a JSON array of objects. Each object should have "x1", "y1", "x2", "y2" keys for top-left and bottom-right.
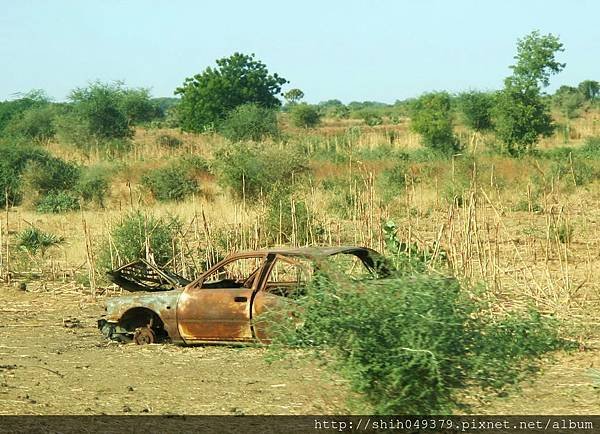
[{"x1": 1, "y1": 0, "x2": 599, "y2": 103}]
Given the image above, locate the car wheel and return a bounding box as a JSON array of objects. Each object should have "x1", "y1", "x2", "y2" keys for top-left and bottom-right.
[{"x1": 133, "y1": 326, "x2": 156, "y2": 345}]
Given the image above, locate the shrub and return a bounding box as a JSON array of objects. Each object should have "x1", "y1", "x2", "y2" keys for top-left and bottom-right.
[
  {"x1": 267, "y1": 269, "x2": 568, "y2": 414},
  {"x1": 0, "y1": 143, "x2": 79, "y2": 205},
  {"x1": 410, "y1": 92, "x2": 458, "y2": 154},
  {"x1": 141, "y1": 159, "x2": 201, "y2": 202},
  {"x1": 289, "y1": 103, "x2": 321, "y2": 128},
  {"x1": 358, "y1": 109, "x2": 383, "y2": 126},
  {"x1": 579, "y1": 136, "x2": 600, "y2": 159},
  {"x1": 77, "y1": 165, "x2": 111, "y2": 207},
  {"x1": 219, "y1": 103, "x2": 279, "y2": 142},
  {"x1": 378, "y1": 158, "x2": 409, "y2": 200},
  {"x1": 97, "y1": 211, "x2": 182, "y2": 272},
  {"x1": 5, "y1": 105, "x2": 57, "y2": 143},
  {"x1": 264, "y1": 189, "x2": 319, "y2": 245},
  {"x1": 21, "y1": 158, "x2": 80, "y2": 197},
  {"x1": 36, "y1": 191, "x2": 80, "y2": 213},
  {"x1": 17, "y1": 226, "x2": 63, "y2": 257},
  {"x1": 156, "y1": 133, "x2": 183, "y2": 148},
  {"x1": 213, "y1": 142, "x2": 308, "y2": 199},
  {"x1": 457, "y1": 91, "x2": 494, "y2": 132}
]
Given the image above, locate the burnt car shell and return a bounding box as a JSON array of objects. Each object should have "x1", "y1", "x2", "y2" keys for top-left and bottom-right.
[{"x1": 98, "y1": 246, "x2": 391, "y2": 345}]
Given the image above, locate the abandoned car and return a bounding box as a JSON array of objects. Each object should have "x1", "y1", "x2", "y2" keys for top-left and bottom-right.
[{"x1": 98, "y1": 246, "x2": 390, "y2": 345}]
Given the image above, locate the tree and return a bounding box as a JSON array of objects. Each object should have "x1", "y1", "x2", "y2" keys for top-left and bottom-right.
[
  {"x1": 175, "y1": 53, "x2": 288, "y2": 132},
  {"x1": 289, "y1": 103, "x2": 321, "y2": 128},
  {"x1": 283, "y1": 88, "x2": 304, "y2": 105},
  {"x1": 493, "y1": 83, "x2": 554, "y2": 155},
  {"x1": 119, "y1": 88, "x2": 160, "y2": 125},
  {"x1": 493, "y1": 31, "x2": 565, "y2": 156},
  {"x1": 509, "y1": 30, "x2": 565, "y2": 88},
  {"x1": 410, "y1": 92, "x2": 457, "y2": 153},
  {"x1": 66, "y1": 81, "x2": 133, "y2": 142},
  {"x1": 5, "y1": 105, "x2": 57, "y2": 143},
  {"x1": 218, "y1": 103, "x2": 279, "y2": 142},
  {"x1": 578, "y1": 80, "x2": 599, "y2": 101},
  {"x1": 457, "y1": 91, "x2": 494, "y2": 132},
  {"x1": 0, "y1": 90, "x2": 49, "y2": 135}
]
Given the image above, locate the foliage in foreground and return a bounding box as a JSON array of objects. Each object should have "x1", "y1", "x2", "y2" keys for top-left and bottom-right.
[
  {"x1": 267, "y1": 268, "x2": 569, "y2": 414},
  {"x1": 97, "y1": 211, "x2": 182, "y2": 272}
]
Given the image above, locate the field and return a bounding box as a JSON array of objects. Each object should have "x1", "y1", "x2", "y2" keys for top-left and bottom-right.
[{"x1": 1, "y1": 110, "x2": 600, "y2": 415}]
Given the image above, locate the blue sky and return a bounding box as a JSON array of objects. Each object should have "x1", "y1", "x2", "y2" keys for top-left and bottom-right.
[{"x1": 1, "y1": 0, "x2": 598, "y2": 103}]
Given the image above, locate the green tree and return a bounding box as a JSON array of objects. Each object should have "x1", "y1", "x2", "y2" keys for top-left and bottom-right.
[
  {"x1": 289, "y1": 103, "x2": 321, "y2": 128},
  {"x1": 493, "y1": 31, "x2": 565, "y2": 156},
  {"x1": 493, "y1": 83, "x2": 554, "y2": 156},
  {"x1": 219, "y1": 103, "x2": 279, "y2": 142},
  {"x1": 457, "y1": 91, "x2": 494, "y2": 132},
  {"x1": 410, "y1": 92, "x2": 457, "y2": 153},
  {"x1": 58, "y1": 81, "x2": 133, "y2": 150},
  {"x1": 283, "y1": 88, "x2": 304, "y2": 105},
  {"x1": 5, "y1": 104, "x2": 58, "y2": 143},
  {"x1": 120, "y1": 88, "x2": 160, "y2": 125},
  {"x1": 175, "y1": 53, "x2": 288, "y2": 132},
  {"x1": 578, "y1": 80, "x2": 599, "y2": 101},
  {"x1": 0, "y1": 90, "x2": 50, "y2": 135},
  {"x1": 509, "y1": 30, "x2": 565, "y2": 88}
]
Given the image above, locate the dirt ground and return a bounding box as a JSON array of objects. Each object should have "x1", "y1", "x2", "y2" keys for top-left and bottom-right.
[{"x1": 0, "y1": 284, "x2": 598, "y2": 415}]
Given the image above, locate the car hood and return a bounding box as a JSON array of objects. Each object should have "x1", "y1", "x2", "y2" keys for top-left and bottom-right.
[{"x1": 107, "y1": 259, "x2": 191, "y2": 292}]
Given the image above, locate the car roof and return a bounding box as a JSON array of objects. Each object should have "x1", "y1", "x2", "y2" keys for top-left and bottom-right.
[{"x1": 237, "y1": 245, "x2": 380, "y2": 259}]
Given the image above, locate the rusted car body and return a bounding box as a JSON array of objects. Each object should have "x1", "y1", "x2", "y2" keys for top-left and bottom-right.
[{"x1": 98, "y1": 246, "x2": 390, "y2": 345}]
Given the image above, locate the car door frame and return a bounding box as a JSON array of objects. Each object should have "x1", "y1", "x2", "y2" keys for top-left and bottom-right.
[{"x1": 176, "y1": 252, "x2": 270, "y2": 343}]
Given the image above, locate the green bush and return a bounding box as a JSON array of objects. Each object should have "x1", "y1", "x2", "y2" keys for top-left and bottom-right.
[
  {"x1": 213, "y1": 142, "x2": 308, "y2": 199},
  {"x1": 289, "y1": 103, "x2": 321, "y2": 128},
  {"x1": 77, "y1": 165, "x2": 111, "y2": 207},
  {"x1": 410, "y1": 92, "x2": 458, "y2": 154},
  {"x1": 155, "y1": 133, "x2": 183, "y2": 148},
  {"x1": 268, "y1": 269, "x2": 568, "y2": 414},
  {"x1": 358, "y1": 109, "x2": 383, "y2": 126},
  {"x1": 36, "y1": 191, "x2": 80, "y2": 213},
  {"x1": 579, "y1": 136, "x2": 600, "y2": 159},
  {"x1": 5, "y1": 105, "x2": 58, "y2": 143},
  {"x1": 17, "y1": 226, "x2": 63, "y2": 257},
  {"x1": 219, "y1": 103, "x2": 279, "y2": 142},
  {"x1": 378, "y1": 159, "x2": 409, "y2": 200},
  {"x1": 141, "y1": 159, "x2": 201, "y2": 202},
  {"x1": 97, "y1": 211, "x2": 182, "y2": 272},
  {"x1": 0, "y1": 143, "x2": 79, "y2": 205}
]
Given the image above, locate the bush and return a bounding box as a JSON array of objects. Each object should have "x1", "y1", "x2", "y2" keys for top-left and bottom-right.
[
  {"x1": 410, "y1": 92, "x2": 458, "y2": 153},
  {"x1": 358, "y1": 109, "x2": 383, "y2": 126},
  {"x1": 219, "y1": 103, "x2": 279, "y2": 142},
  {"x1": 268, "y1": 269, "x2": 568, "y2": 414},
  {"x1": 36, "y1": 191, "x2": 80, "y2": 213},
  {"x1": 579, "y1": 136, "x2": 600, "y2": 159},
  {"x1": 289, "y1": 103, "x2": 321, "y2": 128},
  {"x1": 457, "y1": 91, "x2": 494, "y2": 132},
  {"x1": 97, "y1": 211, "x2": 182, "y2": 272},
  {"x1": 21, "y1": 158, "x2": 80, "y2": 197},
  {"x1": 77, "y1": 165, "x2": 111, "y2": 207},
  {"x1": 0, "y1": 143, "x2": 79, "y2": 205},
  {"x1": 141, "y1": 159, "x2": 201, "y2": 202},
  {"x1": 5, "y1": 105, "x2": 57, "y2": 143},
  {"x1": 17, "y1": 226, "x2": 63, "y2": 257},
  {"x1": 213, "y1": 142, "x2": 308, "y2": 199},
  {"x1": 156, "y1": 133, "x2": 183, "y2": 148}
]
